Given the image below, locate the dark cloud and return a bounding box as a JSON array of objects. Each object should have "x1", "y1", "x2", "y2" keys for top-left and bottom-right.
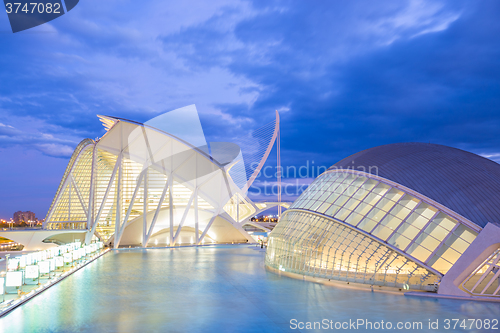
[
  {"x1": 161, "y1": 0, "x2": 499, "y2": 165},
  {"x1": 1, "y1": 0, "x2": 500, "y2": 218}
]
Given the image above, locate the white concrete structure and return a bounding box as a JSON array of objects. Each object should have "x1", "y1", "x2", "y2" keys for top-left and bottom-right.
[
  {"x1": 1, "y1": 106, "x2": 286, "y2": 250},
  {"x1": 0, "y1": 230, "x2": 87, "y2": 251}
]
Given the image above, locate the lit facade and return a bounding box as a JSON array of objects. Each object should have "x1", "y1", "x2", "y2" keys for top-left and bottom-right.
[
  {"x1": 35, "y1": 107, "x2": 285, "y2": 249},
  {"x1": 266, "y1": 143, "x2": 500, "y2": 298}
]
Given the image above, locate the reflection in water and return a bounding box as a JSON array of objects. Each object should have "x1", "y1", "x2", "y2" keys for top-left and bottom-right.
[{"x1": 1, "y1": 245, "x2": 499, "y2": 333}]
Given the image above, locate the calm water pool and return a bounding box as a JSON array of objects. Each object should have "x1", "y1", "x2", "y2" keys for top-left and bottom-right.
[{"x1": 0, "y1": 245, "x2": 498, "y2": 332}]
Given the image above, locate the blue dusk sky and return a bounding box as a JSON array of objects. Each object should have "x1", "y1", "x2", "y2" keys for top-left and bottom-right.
[{"x1": 0, "y1": 0, "x2": 499, "y2": 220}]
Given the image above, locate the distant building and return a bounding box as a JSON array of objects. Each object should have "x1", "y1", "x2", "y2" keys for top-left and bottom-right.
[
  {"x1": 250, "y1": 215, "x2": 279, "y2": 222},
  {"x1": 13, "y1": 211, "x2": 36, "y2": 224}
]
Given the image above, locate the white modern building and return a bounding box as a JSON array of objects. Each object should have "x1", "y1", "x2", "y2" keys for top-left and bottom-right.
[
  {"x1": 1, "y1": 106, "x2": 288, "y2": 250},
  {"x1": 266, "y1": 143, "x2": 500, "y2": 299}
]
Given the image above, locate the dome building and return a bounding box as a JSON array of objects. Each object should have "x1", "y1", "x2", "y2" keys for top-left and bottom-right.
[{"x1": 266, "y1": 143, "x2": 500, "y2": 299}]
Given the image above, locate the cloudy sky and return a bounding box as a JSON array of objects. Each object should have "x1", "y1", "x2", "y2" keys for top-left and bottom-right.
[{"x1": 0, "y1": 0, "x2": 499, "y2": 219}]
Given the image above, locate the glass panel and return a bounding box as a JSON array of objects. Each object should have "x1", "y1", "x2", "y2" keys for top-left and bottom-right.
[
  {"x1": 405, "y1": 211, "x2": 430, "y2": 230},
  {"x1": 440, "y1": 247, "x2": 461, "y2": 263},
  {"x1": 363, "y1": 192, "x2": 382, "y2": 206},
  {"x1": 424, "y1": 222, "x2": 449, "y2": 241},
  {"x1": 365, "y1": 208, "x2": 386, "y2": 224},
  {"x1": 335, "y1": 173, "x2": 349, "y2": 184},
  {"x1": 388, "y1": 232, "x2": 411, "y2": 250},
  {"x1": 371, "y1": 183, "x2": 391, "y2": 196},
  {"x1": 414, "y1": 203, "x2": 437, "y2": 220},
  {"x1": 351, "y1": 176, "x2": 367, "y2": 187},
  {"x1": 413, "y1": 233, "x2": 441, "y2": 252},
  {"x1": 375, "y1": 197, "x2": 397, "y2": 212},
  {"x1": 453, "y1": 224, "x2": 478, "y2": 244},
  {"x1": 379, "y1": 214, "x2": 403, "y2": 230},
  {"x1": 352, "y1": 186, "x2": 370, "y2": 201},
  {"x1": 361, "y1": 179, "x2": 378, "y2": 192},
  {"x1": 449, "y1": 237, "x2": 470, "y2": 253},
  {"x1": 358, "y1": 218, "x2": 378, "y2": 233},
  {"x1": 344, "y1": 211, "x2": 364, "y2": 226},
  {"x1": 324, "y1": 192, "x2": 339, "y2": 204},
  {"x1": 399, "y1": 195, "x2": 419, "y2": 211},
  {"x1": 397, "y1": 223, "x2": 420, "y2": 240},
  {"x1": 303, "y1": 200, "x2": 315, "y2": 210},
  {"x1": 310, "y1": 200, "x2": 322, "y2": 211},
  {"x1": 353, "y1": 202, "x2": 372, "y2": 216},
  {"x1": 430, "y1": 257, "x2": 453, "y2": 273},
  {"x1": 333, "y1": 194, "x2": 350, "y2": 207},
  {"x1": 334, "y1": 207, "x2": 352, "y2": 221},
  {"x1": 317, "y1": 202, "x2": 331, "y2": 214},
  {"x1": 384, "y1": 188, "x2": 404, "y2": 202},
  {"x1": 407, "y1": 244, "x2": 432, "y2": 262},
  {"x1": 343, "y1": 197, "x2": 361, "y2": 211},
  {"x1": 371, "y1": 225, "x2": 394, "y2": 240},
  {"x1": 390, "y1": 204, "x2": 412, "y2": 220},
  {"x1": 333, "y1": 183, "x2": 347, "y2": 194},
  {"x1": 341, "y1": 174, "x2": 357, "y2": 189},
  {"x1": 325, "y1": 204, "x2": 341, "y2": 217},
  {"x1": 312, "y1": 191, "x2": 323, "y2": 200},
  {"x1": 444, "y1": 233, "x2": 471, "y2": 254},
  {"x1": 432, "y1": 212, "x2": 457, "y2": 231},
  {"x1": 318, "y1": 191, "x2": 331, "y2": 202},
  {"x1": 429, "y1": 241, "x2": 463, "y2": 271},
  {"x1": 322, "y1": 180, "x2": 337, "y2": 191}
]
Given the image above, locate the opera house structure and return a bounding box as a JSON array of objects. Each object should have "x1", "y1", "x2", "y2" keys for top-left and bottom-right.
[
  {"x1": 266, "y1": 143, "x2": 500, "y2": 299},
  {"x1": 0, "y1": 105, "x2": 287, "y2": 250}
]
